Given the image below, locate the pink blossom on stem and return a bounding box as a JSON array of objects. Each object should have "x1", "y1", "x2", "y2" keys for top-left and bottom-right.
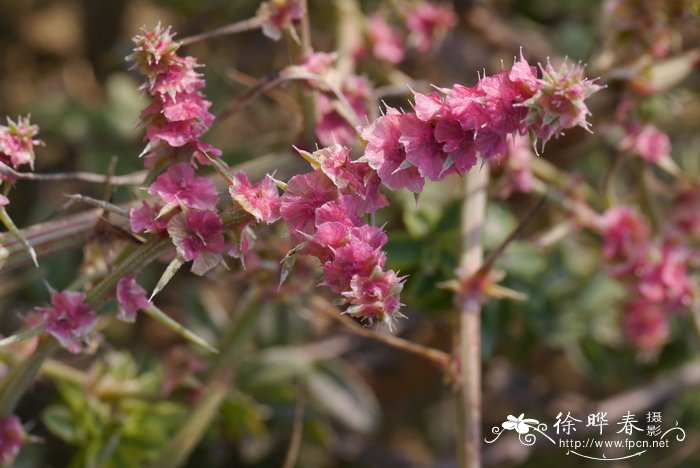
[
  {"x1": 362, "y1": 107, "x2": 424, "y2": 193},
  {"x1": 670, "y1": 185, "x2": 700, "y2": 242},
  {"x1": 521, "y1": 60, "x2": 602, "y2": 146},
  {"x1": 130, "y1": 201, "x2": 169, "y2": 234},
  {"x1": 228, "y1": 222, "x2": 257, "y2": 266},
  {"x1": 148, "y1": 163, "x2": 218, "y2": 210},
  {"x1": 399, "y1": 113, "x2": 447, "y2": 180},
  {"x1": 601, "y1": 206, "x2": 650, "y2": 273},
  {"x1": 637, "y1": 247, "x2": 694, "y2": 308},
  {"x1": 130, "y1": 24, "x2": 220, "y2": 166},
  {"x1": 0, "y1": 415, "x2": 23, "y2": 465},
  {"x1": 229, "y1": 172, "x2": 280, "y2": 223},
  {"x1": 343, "y1": 269, "x2": 404, "y2": 325},
  {"x1": 167, "y1": 209, "x2": 225, "y2": 275},
  {"x1": 620, "y1": 124, "x2": 671, "y2": 162},
  {"x1": 0, "y1": 115, "x2": 42, "y2": 173},
  {"x1": 405, "y1": 2, "x2": 457, "y2": 52},
  {"x1": 0, "y1": 195, "x2": 8, "y2": 207},
  {"x1": 305, "y1": 145, "x2": 388, "y2": 213},
  {"x1": 258, "y1": 0, "x2": 306, "y2": 41},
  {"x1": 36, "y1": 290, "x2": 96, "y2": 354},
  {"x1": 280, "y1": 170, "x2": 339, "y2": 240},
  {"x1": 322, "y1": 237, "x2": 387, "y2": 294},
  {"x1": 367, "y1": 15, "x2": 406, "y2": 64},
  {"x1": 116, "y1": 275, "x2": 152, "y2": 322},
  {"x1": 622, "y1": 299, "x2": 669, "y2": 352}
]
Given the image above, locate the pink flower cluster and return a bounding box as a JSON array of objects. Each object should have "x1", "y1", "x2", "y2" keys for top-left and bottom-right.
[
  {"x1": 0, "y1": 415, "x2": 23, "y2": 465},
  {"x1": 258, "y1": 0, "x2": 305, "y2": 41},
  {"x1": 34, "y1": 290, "x2": 97, "y2": 353},
  {"x1": 0, "y1": 116, "x2": 42, "y2": 207},
  {"x1": 116, "y1": 275, "x2": 152, "y2": 322},
  {"x1": 130, "y1": 23, "x2": 220, "y2": 168},
  {"x1": 129, "y1": 25, "x2": 227, "y2": 276},
  {"x1": 601, "y1": 206, "x2": 695, "y2": 351},
  {"x1": 361, "y1": 2, "x2": 457, "y2": 64},
  {"x1": 405, "y1": 1, "x2": 457, "y2": 53},
  {"x1": 362, "y1": 57, "x2": 600, "y2": 194},
  {"x1": 619, "y1": 123, "x2": 671, "y2": 163},
  {"x1": 0, "y1": 116, "x2": 41, "y2": 175},
  {"x1": 278, "y1": 145, "x2": 403, "y2": 326}
]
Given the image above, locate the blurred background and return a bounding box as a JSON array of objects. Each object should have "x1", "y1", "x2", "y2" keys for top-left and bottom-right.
[{"x1": 1, "y1": 0, "x2": 700, "y2": 466}]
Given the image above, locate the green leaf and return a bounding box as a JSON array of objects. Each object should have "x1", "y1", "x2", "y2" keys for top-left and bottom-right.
[
  {"x1": 42, "y1": 405, "x2": 82, "y2": 444},
  {"x1": 306, "y1": 361, "x2": 380, "y2": 434}
]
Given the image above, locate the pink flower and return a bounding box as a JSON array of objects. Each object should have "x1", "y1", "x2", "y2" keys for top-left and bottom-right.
[
  {"x1": 228, "y1": 222, "x2": 257, "y2": 265},
  {"x1": 0, "y1": 194, "x2": 8, "y2": 207},
  {"x1": 637, "y1": 247, "x2": 693, "y2": 308},
  {"x1": 413, "y1": 91, "x2": 445, "y2": 122},
  {"x1": 322, "y1": 240, "x2": 387, "y2": 294},
  {"x1": 362, "y1": 107, "x2": 424, "y2": 193},
  {"x1": 307, "y1": 145, "x2": 388, "y2": 213},
  {"x1": 405, "y1": 2, "x2": 457, "y2": 52},
  {"x1": 280, "y1": 170, "x2": 339, "y2": 240},
  {"x1": 130, "y1": 201, "x2": 169, "y2": 233},
  {"x1": 367, "y1": 15, "x2": 405, "y2": 64},
  {"x1": 229, "y1": 172, "x2": 280, "y2": 223},
  {"x1": 315, "y1": 197, "x2": 362, "y2": 227},
  {"x1": 622, "y1": 299, "x2": 669, "y2": 352},
  {"x1": 521, "y1": 60, "x2": 602, "y2": 145},
  {"x1": 116, "y1": 275, "x2": 152, "y2": 322},
  {"x1": 0, "y1": 116, "x2": 42, "y2": 172},
  {"x1": 601, "y1": 206, "x2": 650, "y2": 272},
  {"x1": 434, "y1": 118, "x2": 478, "y2": 174},
  {"x1": 36, "y1": 290, "x2": 96, "y2": 354},
  {"x1": 130, "y1": 23, "x2": 180, "y2": 76},
  {"x1": 343, "y1": 269, "x2": 405, "y2": 327},
  {"x1": 399, "y1": 113, "x2": 447, "y2": 180},
  {"x1": 167, "y1": 209, "x2": 225, "y2": 275},
  {"x1": 149, "y1": 163, "x2": 218, "y2": 210},
  {"x1": 130, "y1": 24, "x2": 220, "y2": 165},
  {"x1": 670, "y1": 185, "x2": 700, "y2": 241},
  {"x1": 620, "y1": 124, "x2": 670, "y2": 162},
  {"x1": 299, "y1": 52, "x2": 337, "y2": 76},
  {"x1": 0, "y1": 415, "x2": 23, "y2": 465},
  {"x1": 258, "y1": 0, "x2": 306, "y2": 41}
]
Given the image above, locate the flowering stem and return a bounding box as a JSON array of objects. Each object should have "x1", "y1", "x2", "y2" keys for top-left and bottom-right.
[{"x1": 456, "y1": 166, "x2": 488, "y2": 468}]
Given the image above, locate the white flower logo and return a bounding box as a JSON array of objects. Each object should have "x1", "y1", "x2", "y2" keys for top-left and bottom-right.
[{"x1": 502, "y1": 414, "x2": 540, "y2": 434}]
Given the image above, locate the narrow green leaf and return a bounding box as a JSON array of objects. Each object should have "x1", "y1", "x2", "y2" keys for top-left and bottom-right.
[{"x1": 143, "y1": 305, "x2": 218, "y2": 354}]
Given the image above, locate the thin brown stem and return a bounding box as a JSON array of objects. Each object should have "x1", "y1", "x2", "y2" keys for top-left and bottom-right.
[
  {"x1": 178, "y1": 17, "x2": 265, "y2": 46},
  {"x1": 456, "y1": 167, "x2": 489, "y2": 468},
  {"x1": 282, "y1": 381, "x2": 306, "y2": 468},
  {"x1": 0, "y1": 162, "x2": 145, "y2": 185},
  {"x1": 308, "y1": 296, "x2": 453, "y2": 375}
]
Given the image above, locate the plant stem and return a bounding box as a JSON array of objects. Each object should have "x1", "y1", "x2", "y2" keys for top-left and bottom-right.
[
  {"x1": 456, "y1": 166, "x2": 488, "y2": 468},
  {"x1": 308, "y1": 295, "x2": 453, "y2": 375},
  {"x1": 0, "y1": 338, "x2": 58, "y2": 416},
  {"x1": 149, "y1": 294, "x2": 260, "y2": 468}
]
